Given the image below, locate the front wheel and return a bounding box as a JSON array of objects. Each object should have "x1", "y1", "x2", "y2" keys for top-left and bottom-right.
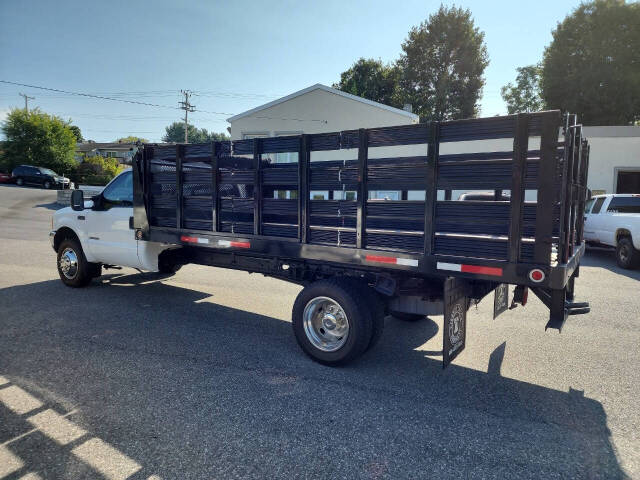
[
  {"x1": 15, "y1": 177, "x2": 24, "y2": 186},
  {"x1": 292, "y1": 279, "x2": 373, "y2": 366},
  {"x1": 57, "y1": 238, "x2": 93, "y2": 287},
  {"x1": 616, "y1": 237, "x2": 640, "y2": 269},
  {"x1": 43, "y1": 180, "x2": 51, "y2": 189}
]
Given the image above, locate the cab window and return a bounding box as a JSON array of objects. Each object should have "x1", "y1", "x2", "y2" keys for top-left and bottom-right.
[
  {"x1": 584, "y1": 198, "x2": 595, "y2": 213},
  {"x1": 591, "y1": 197, "x2": 606, "y2": 214},
  {"x1": 102, "y1": 171, "x2": 133, "y2": 207}
]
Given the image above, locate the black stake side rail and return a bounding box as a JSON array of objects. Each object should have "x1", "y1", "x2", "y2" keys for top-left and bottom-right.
[{"x1": 133, "y1": 111, "x2": 588, "y2": 291}]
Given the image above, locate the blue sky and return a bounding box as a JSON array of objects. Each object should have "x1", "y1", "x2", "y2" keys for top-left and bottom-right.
[{"x1": 1, "y1": 0, "x2": 582, "y2": 142}]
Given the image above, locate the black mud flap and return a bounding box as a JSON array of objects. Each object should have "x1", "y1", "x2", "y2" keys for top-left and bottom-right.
[
  {"x1": 443, "y1": 277, "x2": 469, "y2": 368},
  {"x1": 493, "y1": 283, "x2": 509, "y2": 319}
]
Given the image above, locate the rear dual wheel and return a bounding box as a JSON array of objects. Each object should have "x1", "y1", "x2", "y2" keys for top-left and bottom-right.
[{"x1": 292, "y1": 278, "x2": 384, "y2": 366}]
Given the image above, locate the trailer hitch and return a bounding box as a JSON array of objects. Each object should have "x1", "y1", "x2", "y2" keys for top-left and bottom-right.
[
  {"x1": 531, "y1": 287, "x2": 590, "y2": 332},
  {"x1": 566, "y1": 301, "x2": 590, "y2": 316}
]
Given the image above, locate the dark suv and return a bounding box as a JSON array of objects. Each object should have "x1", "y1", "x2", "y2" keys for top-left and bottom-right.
[{"x1": 11, "y1": 165, "x2": 71, "y2": 189}]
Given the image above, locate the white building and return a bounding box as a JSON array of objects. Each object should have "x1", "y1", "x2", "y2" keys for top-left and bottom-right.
[
  {"x1": 582, "y1": 126, "x2": 640, "y2": 195},
  {"x1": 227, "y1": 83, "x2": 418, "y2": 141},
  {"x1": 227, "y1": 84, "x2": 640, "y2": 196}
]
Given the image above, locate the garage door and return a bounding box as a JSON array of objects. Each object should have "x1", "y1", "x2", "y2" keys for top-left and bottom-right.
[{"x1": 616, "y1": 170, "x2": 640, "y2": 193}]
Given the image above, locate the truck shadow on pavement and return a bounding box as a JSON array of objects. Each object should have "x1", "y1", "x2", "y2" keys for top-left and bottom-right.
[
  {"x1": 0, "y1": 273, "x2": 628, "y2": 479},
  {"x1": 582, "y1": 248, "x2": 640, "y2": 281}
]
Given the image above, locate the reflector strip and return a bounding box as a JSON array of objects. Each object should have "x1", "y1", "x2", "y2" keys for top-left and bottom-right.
[
  {"x1": 365, "y1": 255, "x2": 419, "y2": 267},
  {"x1": 437, "y1": 262, "x2": 502, "y2": 277},
  {"x1": 218, "y1": 240, "x2": 250, "y2": 249},
  {"x1": 180, "y1": 235, "x2": 209, "y2": 244}
]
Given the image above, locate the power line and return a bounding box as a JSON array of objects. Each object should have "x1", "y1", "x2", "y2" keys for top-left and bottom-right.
[
  {"x1": 1, "y1": 80, "x2": 183, "y2": 110},
  {"x1": 1, "y1": 80, "x2": 327, "y2": 124},
  {"x1": 1, "y1": 81, "x2": 230, "y2": 115}
]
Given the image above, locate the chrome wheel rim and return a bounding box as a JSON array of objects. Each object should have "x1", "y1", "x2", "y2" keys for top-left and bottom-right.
[
  {"x1": 59, "y1": 247, "x2": 78, "y2": 279},
  {"x1": 302, "y1": 296, "x2": 349, "y2": 352}
]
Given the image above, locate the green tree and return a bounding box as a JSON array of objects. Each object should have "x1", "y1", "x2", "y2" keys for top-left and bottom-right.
[
  {"x1": 0, "y1": 108, "x2": 77, "y2": 174},
  {"x1": 398, "y1": 5, "x2": 489, "y2": 121},
  {"x1": 116, "y1": 136, "x2": 149, "y2": 143},
  {"x1": 73, "y1": 155, "x2": 122, "y2": 186},
  {"x1": 541, "y1": 0, "x2": 640, "y2": 125},
  {"x1": 68, "y1": 125, "x2": 83, "y2": 143},
  {"x1": 501, "y1": 65, "x2": 544, "y2": 114},
  {"x1": 162, "y1": 122, "x2": 230, "y2": 143},
  {"x1": 333, "y1": 58, "x2": 403, "y2": 108}
]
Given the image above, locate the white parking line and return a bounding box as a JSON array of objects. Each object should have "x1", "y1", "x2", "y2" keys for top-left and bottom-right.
[
  {"x1": 0, "y1": 375, "x2": 9, "y2": 386},
  {"x1": 0, "y1": 445, "x2": 24, "y2": 478},
  {"x1": 72, "y1": 438, "x2": 142, "y2": 480},
  {"x1": 27, "y1": 409, "x2": 87, "y2": 445},
  {"x1": 0, "y1": 385, "x2": 43, "y2": 415}
]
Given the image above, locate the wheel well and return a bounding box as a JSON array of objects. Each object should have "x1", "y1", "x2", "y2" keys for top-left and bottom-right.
[
  {"x1": 53, "y1": 227, "x2": 80, "y2": 252},
  {"x1": 616, "y1": 229, "x2": 632, "y2": 243}
]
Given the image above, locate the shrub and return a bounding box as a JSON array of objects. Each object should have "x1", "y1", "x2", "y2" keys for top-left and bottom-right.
[{"x1": 73, "y1": 155, "x2": 122, "y2": 186}]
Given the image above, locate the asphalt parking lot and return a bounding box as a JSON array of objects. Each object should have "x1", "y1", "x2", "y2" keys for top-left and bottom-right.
[{"x1": 1, "y1": 184, "x2": 639, "y2": 479}]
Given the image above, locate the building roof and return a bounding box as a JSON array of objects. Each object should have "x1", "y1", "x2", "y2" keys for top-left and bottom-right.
[{"x1": 227, "y1": 83, "x2": 419, "y2": 123}]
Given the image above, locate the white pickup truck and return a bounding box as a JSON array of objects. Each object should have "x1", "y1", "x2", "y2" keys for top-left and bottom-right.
[
  {"x1": 50, "y1": 169, "x2": 176, "y2": 286},
  {"x1": 584, "y1": 194, "x2": 640, "y2": 269}
]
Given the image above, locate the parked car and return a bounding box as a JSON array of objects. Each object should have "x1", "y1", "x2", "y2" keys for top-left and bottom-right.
[
  {"x1": 0, "y1": 171, "x2": 12, "y2": 183},
  {"x1": 584, "y1": 194, "x2": 640, "y2": 269},
  {"x1": 11, "y1": 165, "x2": 71, "y2": 189}
]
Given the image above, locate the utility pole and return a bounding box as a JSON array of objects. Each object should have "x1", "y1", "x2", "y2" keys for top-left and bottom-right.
[
  {"x1": 179, "y1": 90, "x2": 195, "y2": 143},
  {"x1": 19, "y1": 93, "x2": 35, "y2": 113}
]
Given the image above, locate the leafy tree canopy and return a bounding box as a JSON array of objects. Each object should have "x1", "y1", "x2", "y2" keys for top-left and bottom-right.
[
  {"x1": 116, "y1": 136, "x2": 149, "y2": 144},
  {"x1": 398, "y1": 5, "x2": 489, "y2": 121},
  {"x1": 162, "y1": 122, "x2": 230, "y2": 143},
  {"x1": 541, "y1": 0, "x2": 640, "y2": 125},
  {"x1": 501, "y1": 65, "x2": 544, "y2": 114},
  {"x1": 333, "y1": 58, "x2": 403, "y2": 109},
  {"x1": 68, "y1": 125, "x2": 83, "y2": 143},
  {"x1": 0, "y1": 108, "x2": 77, "y2": 174}
]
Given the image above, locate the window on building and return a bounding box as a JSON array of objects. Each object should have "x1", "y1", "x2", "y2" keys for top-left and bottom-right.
[
  {"x1": 274, "y1": 131, "x2": 302, "y2": 164},
  {"x1": 333, "y1": 191, "x2": 357, "y2": 201},
  {"x1": 310, "y1": 190, "x2": 329, "y2": 200}
]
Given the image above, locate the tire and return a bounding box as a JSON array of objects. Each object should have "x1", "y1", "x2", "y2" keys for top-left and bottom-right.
[
  {"x1": 352, "y1": 281, "x2": 385, "y2": 352},
  {"x1": 616, "y1": 237, "x2": 640, "y2": 269},
  {"x1": 56, "y1": 238, "x2": 93, "y2": 287},
  {"x1": 158, "y1": 255, "x2": 181, "y2": 275},
  {"x1": 292, "y1": 279, "x2": 373, "y2": 366},
  {"x1": 15, "y1": 177, "x2": 23, "y2": 186},
  {"x1": 390, "y1": 311, "x2": 425, "y2": 322}
]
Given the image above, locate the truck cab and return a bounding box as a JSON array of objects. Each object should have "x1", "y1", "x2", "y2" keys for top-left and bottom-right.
[
  {"x1": 50, "y1": 169, "x2": 173, "y2": 287},
  {"x1": 584, "y1": 194, "x2": 640, "y2": 268}
]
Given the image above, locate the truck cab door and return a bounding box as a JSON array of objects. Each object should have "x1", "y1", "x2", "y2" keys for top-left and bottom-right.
[
  {"x1": 85, "y1": 170, "x2": 141, "y2": 268},
  {"x1": 584, "y1": 197, "x2": 607, "y2": 243}
]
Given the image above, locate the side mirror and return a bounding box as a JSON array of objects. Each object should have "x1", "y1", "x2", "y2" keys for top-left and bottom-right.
[
  {"x1": 92, "y1": 194, "x2": 101, "y2": 209},
  {"x1": 71, "y1": 189, "x2": 84, "y2": 211}
]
